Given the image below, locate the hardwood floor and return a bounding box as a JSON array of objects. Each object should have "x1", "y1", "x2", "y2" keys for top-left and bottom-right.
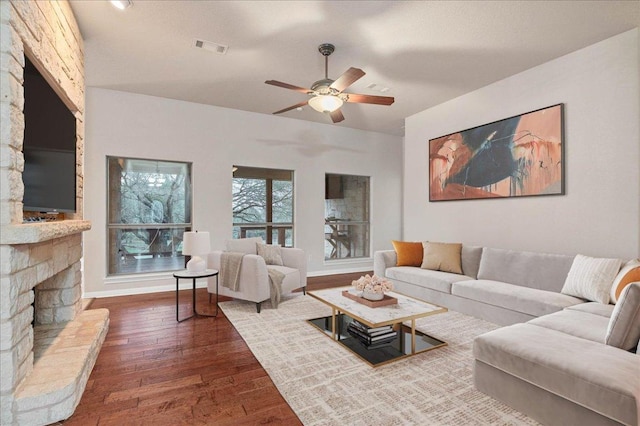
[{"x1": 61, "y1": 272, "x2": 369, "y2": 425}]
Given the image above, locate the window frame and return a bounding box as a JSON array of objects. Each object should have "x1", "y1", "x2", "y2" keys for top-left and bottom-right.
[
  {"x1": 106, "y1": 155, "x2": 193, "y2": 276},
  {"x1": 324, "y1": 173, "x2": 371, "y2": 261},
  {"x1": 232, "y1": 166, "x2": 294, "y2": 247}
]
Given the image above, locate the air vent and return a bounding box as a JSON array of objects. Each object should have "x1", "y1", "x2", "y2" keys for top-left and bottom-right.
[{"x1": 194, "y1": 39, "x2": 228, "y2": 55}]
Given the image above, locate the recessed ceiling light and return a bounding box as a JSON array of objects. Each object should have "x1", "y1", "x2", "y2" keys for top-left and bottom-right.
[{"x1": 110, "y1": 0, "x2": 132, "y2": 10}]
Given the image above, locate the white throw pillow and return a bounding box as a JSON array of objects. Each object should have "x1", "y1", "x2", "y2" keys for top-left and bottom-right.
[
  {"x1": 561, "y1": 254, "x2": 621, "y2": 304},
  {"x1": 605, "y1": 283, "x2": 640, "y2": 351},
  {"x1": 225, "y1": 237, "x2": 263, "y2": 254}
]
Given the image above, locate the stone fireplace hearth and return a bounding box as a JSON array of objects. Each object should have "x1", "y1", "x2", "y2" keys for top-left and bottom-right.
[{"x1": 1, "y1": 222, "x2": 109, "y2": 425}]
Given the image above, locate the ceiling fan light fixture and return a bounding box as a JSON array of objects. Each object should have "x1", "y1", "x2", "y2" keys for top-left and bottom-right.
[
  {"x1": 110, "y1": 0, "x2": 132, "y2": 10},
  {"x1": 308, "y1": 95, "x2": 343, "y2": 113}
]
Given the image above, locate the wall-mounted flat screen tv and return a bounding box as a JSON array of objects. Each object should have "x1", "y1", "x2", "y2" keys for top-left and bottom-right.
[{"x1": 22, "y1": 56, "x2": 77, "y2": 213}]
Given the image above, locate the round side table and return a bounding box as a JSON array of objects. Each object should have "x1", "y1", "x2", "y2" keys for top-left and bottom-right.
[{"x1": 173, "y1": 269, "x2": 219, "y2": 322}]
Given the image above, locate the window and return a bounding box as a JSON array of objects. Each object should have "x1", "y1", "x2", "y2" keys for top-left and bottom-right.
[
  {"x1": 325, "y1": 174, "x2": 370, "y2": 260},
  {"x1": 232, "y1": 166, "x2": 294, "y2": 246},
  {"x1": 107, "y1": 157, "x2": 192, "y2": 275}
]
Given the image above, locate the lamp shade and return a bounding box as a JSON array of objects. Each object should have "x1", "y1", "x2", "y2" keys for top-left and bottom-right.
[
  {"x1": 182, "y1": 231, "x2": 210, "y2": 272},
  {"x1": 308, "y1": 95, "x2": 343, "y2": 113},
  {"x1": 182, "y1": 231, "x2": 211, "y2": 255}
]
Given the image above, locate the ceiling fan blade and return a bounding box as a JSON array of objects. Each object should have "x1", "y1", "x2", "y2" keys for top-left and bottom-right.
[
  {"x1": 329, "y1": 67, "x2": 365, "y2": 92},
  {"x1": 265, "y1": 80, "x2": 312, "y2": 94},
  {"x1": 346, "y1": 93, "x2": 395, "y2": 105},
  {"x1": 272, "y1": 100, "x2": 309, "y2": 115},
  {"x1": 330, "y1": 109, "x2": 345, "y2": 123}
]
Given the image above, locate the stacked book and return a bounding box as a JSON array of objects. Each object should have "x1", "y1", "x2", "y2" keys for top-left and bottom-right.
[{"x1": 347, "y1": 320, "x2": 398, "y2": 349}]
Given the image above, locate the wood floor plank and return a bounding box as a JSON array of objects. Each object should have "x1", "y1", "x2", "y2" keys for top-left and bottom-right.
[
  {"x1": 104, "y1": 374, "x2": 203, "y2": 403},
  {"x1": 62, "y1": 272, "x2": 366, "y2": 424}
]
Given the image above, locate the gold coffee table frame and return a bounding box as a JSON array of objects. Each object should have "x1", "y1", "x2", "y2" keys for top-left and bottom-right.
[{"x1": 307, "y1": 287, "x2": 448, "y2": 366}]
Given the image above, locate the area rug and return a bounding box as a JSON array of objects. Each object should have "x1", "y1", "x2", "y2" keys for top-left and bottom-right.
[{"x1": 219, "y1": 294, "x2": 539, "y2": 426}]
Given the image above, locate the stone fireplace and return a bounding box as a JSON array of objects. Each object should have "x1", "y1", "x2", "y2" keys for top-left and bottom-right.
[
  {"x1": 1, "y1": 226, "x2": 109, "y2": 425},
  {"x1": 0, "y1": 1, "x2": 109, "y2": 424}
]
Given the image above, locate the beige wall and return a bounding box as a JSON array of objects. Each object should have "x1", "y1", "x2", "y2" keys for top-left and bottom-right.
[{"x1": 404, "y1": 29, "x2": 639, "y2": 259}]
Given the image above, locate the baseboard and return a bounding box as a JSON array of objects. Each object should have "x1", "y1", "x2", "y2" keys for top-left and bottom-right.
[
  {"x1": 83, "y1": 281, "x2": 208, "y2": 299},
  {"x1": 308, "y1": 268, "x2": 373, "y2": 277}
]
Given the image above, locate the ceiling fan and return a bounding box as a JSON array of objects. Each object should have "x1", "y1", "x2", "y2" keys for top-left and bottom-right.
[{"x1": 265, "y1": 43, "x2": 394, "y2": 123}]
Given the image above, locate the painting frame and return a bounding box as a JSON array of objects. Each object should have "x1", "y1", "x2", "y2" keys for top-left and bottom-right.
[{"x1": 428, "y1": 103, "x2": 564, "y2": 202}]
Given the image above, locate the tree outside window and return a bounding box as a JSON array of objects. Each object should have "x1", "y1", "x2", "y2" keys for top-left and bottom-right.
[
  {"x1": 232, "y1": 166, "x2": 293, "y2": 246},
  {"x1": 107, "y1": 157, "x2": 192, "y2": 275}
]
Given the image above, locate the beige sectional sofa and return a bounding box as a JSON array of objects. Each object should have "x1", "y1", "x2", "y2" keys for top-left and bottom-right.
[
  {"x1": 374, "y1": 246, "x2": 585, "y2": 325},
  {"x1": 373, "y1": 246, "x2": 639, "y2": 426}
]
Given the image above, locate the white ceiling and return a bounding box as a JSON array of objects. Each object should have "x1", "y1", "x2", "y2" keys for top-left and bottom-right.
[{"x1": 70, "y1": 1, "x2": 639, "y2": 136}]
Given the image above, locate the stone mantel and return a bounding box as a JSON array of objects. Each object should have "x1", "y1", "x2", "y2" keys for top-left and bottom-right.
[{"x1": 0, "y1": 220, "x2": 91, "y2": 245}]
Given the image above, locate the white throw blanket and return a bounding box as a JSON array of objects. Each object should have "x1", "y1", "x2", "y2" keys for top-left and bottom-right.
[
  {"x1": 220, "y1": 252, "x2": 245, "y2": 291},
  {"x1": 267, "y1": 267, "x2": 285, "y2": 309},
  {"x1": 220, "y1": 252, "x2": 286, "y2": 309}
]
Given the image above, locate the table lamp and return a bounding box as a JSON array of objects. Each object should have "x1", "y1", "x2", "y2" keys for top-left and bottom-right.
[{"x1": 182, "y1": 231, "x2": 211, "y2": 272}]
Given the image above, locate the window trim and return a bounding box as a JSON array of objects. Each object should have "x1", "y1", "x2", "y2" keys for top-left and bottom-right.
[
  {"x1": 106, "y1": 155, "x2": 193, "y2": 276},
  {"x1": 324, "y1": 172, "x2": 370, "y2": 261},
  {"x1": 232, "y1": 165, "x2": 294, "y2": 246}
]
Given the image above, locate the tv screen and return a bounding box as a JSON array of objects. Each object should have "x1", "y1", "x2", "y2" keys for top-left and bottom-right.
[
  {"x1": 22, "y1": 56, "x2": 77, "y2": 213},
  {"x1": 22, "y1": 149, "x2": 76, "y2": 213}
]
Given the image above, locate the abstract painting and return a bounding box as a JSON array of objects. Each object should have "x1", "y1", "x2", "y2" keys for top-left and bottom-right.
[{"x1": 429, "y1": 104, "x2": 564, "y2": 201}]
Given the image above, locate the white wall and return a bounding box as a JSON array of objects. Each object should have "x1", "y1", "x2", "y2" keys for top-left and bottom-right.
[
  {"x1": 83, "y1": 89, "x2": 402, "y2": 297},
  {"x1": 404, "y1": 29, "x2": 639, "y2": 259}
]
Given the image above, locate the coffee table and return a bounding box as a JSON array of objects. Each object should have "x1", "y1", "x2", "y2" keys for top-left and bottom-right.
[{"x1": 307, "y1": 287, "x2": 448, "y2": 367}]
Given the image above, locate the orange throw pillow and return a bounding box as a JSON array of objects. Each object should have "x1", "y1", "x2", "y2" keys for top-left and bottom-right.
[
  {"x1": 610, "y1": 259, "x2": 640, "y2": 303},
  {"x1": 392, "y1": 240, "x2": 423, "y2": 267}
]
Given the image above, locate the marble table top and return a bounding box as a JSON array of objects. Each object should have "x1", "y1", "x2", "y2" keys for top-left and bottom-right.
[{"x1": 308, "y1": 286, "x2": 447, "y2": 326}]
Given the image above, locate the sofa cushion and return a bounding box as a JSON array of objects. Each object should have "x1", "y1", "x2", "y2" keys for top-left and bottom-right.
[
  {"x1": 606, "y1": 283, "x2": 640, "y2": 351},
  {"x1": 528, "y1": 309, "x2": 609, "y2": 343},
  {"x1": 610, "y1": 259, "x2": 640, "y2": 303},
  {"x1": 474, "y1": 323, "x2": 640, "y2": 426},
  {"x1": 420, "y1": 242, "x2": 463, "y2": 274},
  {"x1": 452, "y1": 279, "x2": 584, "y2": 317},
  {"x1": 561, "y1": 254, "x2": 622, "y2": 304},
  {"x1": 565, "y1": 302, "x2": 615, "y2": 318},
  {"x1": 385, "y1": 267, "x2": 471, "y2": 293},
  {"x1": 266, "y1": 265, "x2": 301, "y2": 293},
  {"x1": 391, "y1": 240, "x2": 423, "y2": 267},
  {"x1": 461, "y1": 245, "x2": 483, "y2": 280},
  {"x1": 226, "y1": 237, "x2": 263, "y2": 254},
  {"x1": 477, "y1": 247, "x2": 574, "y2": 292}
]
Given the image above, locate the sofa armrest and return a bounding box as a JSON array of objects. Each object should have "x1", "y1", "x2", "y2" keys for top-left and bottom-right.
[
  {"x1": 207, "y1": 252, "x2": 270, "y2": 302},
  {"x1": 208, "y1": 251, "x2": 268, "y2": 272},
  {"x1": 281, "y1": 247, "x2": 307, "y2": 287},
  {"x1": 374, "y1": 250, "x2": 397, "y2": 277}
]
